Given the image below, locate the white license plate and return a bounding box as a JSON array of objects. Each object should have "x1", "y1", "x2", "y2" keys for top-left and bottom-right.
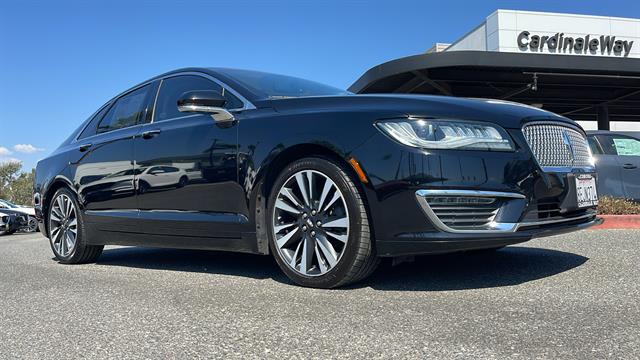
[{"x1": 576, "y1": 174, "x2": 598, "y2": 208}]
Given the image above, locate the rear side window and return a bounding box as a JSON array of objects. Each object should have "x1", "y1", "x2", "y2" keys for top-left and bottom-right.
[
  {"x1": 97, "y1": 85, "x2": 151, "y2": 133},
  {"x1": 78, "y1": 103, "x2": 112, "y2": 139},
  {"x1": 154, "y1": 75, "x2": 243, "y2": 122}
]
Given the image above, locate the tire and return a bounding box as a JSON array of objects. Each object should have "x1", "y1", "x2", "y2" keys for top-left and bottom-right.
[
  {"x1": 178, "y1": 176, "x2": 188, "y2": 188},
  {"x1": 138, "y1": 181, "x2": 150, "y2": 194},
  {"x1": 47, "y1": 187, "x2": 103, "y2": 264},
  {"x1": 267, "y1": 157, "x2": 379, "y2": 288},
  {"x1": 26, "y1": 216, "x2": 38, "y2": 233}
]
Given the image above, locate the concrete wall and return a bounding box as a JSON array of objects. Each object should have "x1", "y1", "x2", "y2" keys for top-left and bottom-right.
[{"x1": 447, "y1": 24, "x2": 487, "y2": 51}]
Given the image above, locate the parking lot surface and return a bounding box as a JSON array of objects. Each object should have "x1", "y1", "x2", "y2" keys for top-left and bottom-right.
[{"x1": 0, "y1": 230, "x2": 638, "y2": 359}]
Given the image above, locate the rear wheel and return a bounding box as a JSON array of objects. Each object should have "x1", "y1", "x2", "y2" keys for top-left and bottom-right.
[
  {"x1": 178, "y1": 176, "x2": 188, "y2": 187},
  {"x1": 268, "y1": 157, "x2": 379, "y2": 288},
  {"x1": 48, "y1": 188, "x2": 103, "y2": 264}
]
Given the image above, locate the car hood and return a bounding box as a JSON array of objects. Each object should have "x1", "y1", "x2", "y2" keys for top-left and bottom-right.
[
  {"x1": 259, "y1": 94, "x2": 578, "y2": 130},
  {"x1": 6, "y1": 207, "x2": 35, "y2": 216}
]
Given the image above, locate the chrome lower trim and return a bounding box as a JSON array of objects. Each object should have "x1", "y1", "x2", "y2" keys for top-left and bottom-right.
[
  {"x1": 515, "y1": 212, "x2": 596, "y2": 230},
  {"x1": 416, "y1": 189, "x2": 526, "y2": 199},
  {"x1": 416, "y1": 190, "x2": 596, "y2": 234},
  {"x1": 415, "y1": 190, "x2": 521, "y2": 234}
]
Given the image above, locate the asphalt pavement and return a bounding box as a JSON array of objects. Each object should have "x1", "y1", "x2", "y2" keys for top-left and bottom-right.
[{"x1": 0, "y1": 230, "x2": 638, "y2": 359}]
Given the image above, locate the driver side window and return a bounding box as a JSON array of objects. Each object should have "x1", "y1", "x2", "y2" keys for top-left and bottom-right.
[
  {"x1": 154, "y1": 75, "x2": 243, "y2": 122},
  {"x1": 597, "y1": 135, "x2": 640, "y2": 156}
]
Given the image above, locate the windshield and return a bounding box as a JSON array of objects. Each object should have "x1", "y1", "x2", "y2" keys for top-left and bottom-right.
[{"x1": 218, "y1": 69, "x2": 351, "y2": 99}]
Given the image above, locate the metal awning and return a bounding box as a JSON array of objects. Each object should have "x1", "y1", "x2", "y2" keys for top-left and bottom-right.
[{"x1": 349, "y1": 51, "x2": 640, "y2": 129}]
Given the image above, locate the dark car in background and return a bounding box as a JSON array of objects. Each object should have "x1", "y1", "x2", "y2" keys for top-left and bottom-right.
[
  {"x1": 0, "y1": 212, "x2": 18, "y2": 235},
  {"x1": 587, "y1": 131, "x2": 640, "y2": 201},
  {"x1": 0, "y1": 209, "x2": 28, "y2": 235},
  {"x1": 0, "y1": 199, "x2": 38, "y2": 232},
  {"x1": 34, "y1": 68, "x2": 599, "y2": 288}
]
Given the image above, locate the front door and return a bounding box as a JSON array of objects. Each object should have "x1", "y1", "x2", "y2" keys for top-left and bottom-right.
[
  {"x1": 597, "y1": 134, "x2": 640, "y2": 201},
  {"x1": 134, "y1": 74, "x2": 248, "y2": 239},
  {"x1": 588, "y1": 135, "x2": 625, "y2": 199}
]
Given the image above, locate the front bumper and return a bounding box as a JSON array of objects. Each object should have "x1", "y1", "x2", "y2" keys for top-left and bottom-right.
[
  {"x1": 377, "y1": 211, "x2": 600, "y2": 257},
  {"x1": 0, "y1": 214, "x2": 24, "y2": 234},
  {"x1": 351, "y1": 124, "x2": 599, "y2": 257},
  {"x1": 372, "y1": 181, "x2": 599, "y2": 257}
]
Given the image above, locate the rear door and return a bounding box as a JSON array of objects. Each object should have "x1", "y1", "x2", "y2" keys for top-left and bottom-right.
[
  {"x1": 597, "y1": 134, "x2": 640, "y2": 201},
  {"x1": 69, "y1": 82, "x2": 158, "y2": 232},
  {"x1": 134, "y1": 74, "x2": 248, "y2": 239}
]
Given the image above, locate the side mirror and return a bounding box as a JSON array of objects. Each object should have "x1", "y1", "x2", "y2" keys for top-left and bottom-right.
[{"x1": 177, "y1": 90, "x2": 235, "y2": 123}]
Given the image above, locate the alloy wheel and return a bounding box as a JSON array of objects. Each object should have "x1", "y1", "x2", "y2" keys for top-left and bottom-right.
[
  {"x1": 26, "y1": 217, "x2": 38, "y2": 232},
  {"x1": 49, "y1": 194, "x2": 78, "y2": 257},
  {"x1": 272, "y1": 170, "x2": 350, "y2": 276}
]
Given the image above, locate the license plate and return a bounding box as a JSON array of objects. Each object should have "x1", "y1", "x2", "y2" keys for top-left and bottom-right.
[{"x1": 576, "y1": 174, "x2": 598, "y2": 208}]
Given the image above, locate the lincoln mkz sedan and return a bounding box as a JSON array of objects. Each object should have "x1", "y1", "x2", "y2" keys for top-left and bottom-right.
[{"x1": 34, "y1": 68, "x2": 600, "y2": 288}]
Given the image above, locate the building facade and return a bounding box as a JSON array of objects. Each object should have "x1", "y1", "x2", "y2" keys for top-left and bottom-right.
[
  {"x1": 351, "y1": 10, "x2": 640, "y2": 131},
  {"x1": 447, "y1": 10, "x2": 638, "y2": 60}
]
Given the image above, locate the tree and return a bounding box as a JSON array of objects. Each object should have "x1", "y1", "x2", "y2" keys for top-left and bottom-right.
[{"x1": 0, "y1": 161, "x2": 34, "y2": 206}]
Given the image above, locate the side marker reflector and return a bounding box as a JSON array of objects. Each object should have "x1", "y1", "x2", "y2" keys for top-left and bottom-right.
[{"x1": 348, "y1": 158, "x2": 368, "y2": 184}]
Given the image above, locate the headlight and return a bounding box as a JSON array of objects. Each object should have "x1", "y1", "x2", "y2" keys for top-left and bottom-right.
[{"x1": 375, "y1": 118, "x2": 514, "y2": 151}]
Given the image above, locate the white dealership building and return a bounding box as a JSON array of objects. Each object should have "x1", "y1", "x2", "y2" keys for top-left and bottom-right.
[
  {"x1": 445, "y1": 10, "x2": 638, "y2": 58},
  {"x1": 351, "y1": 10, "x2": 640, "y2": 131}
]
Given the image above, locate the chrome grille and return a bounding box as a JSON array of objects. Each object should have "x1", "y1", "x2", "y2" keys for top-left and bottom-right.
[
  {"x1": 425, "y1": 196, "x2": 500, "y2": 230},
  {"x1": 522, "y1": 123, "x2": 592, "y2": 168}
]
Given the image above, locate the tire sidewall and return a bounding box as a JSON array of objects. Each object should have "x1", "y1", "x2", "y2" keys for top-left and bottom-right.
[{"x1": 267, "y1": 157, "x2": 367, "y2": 288}]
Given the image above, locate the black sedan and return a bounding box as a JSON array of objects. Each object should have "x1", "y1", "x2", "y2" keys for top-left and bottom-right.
[{"x1": 34, "y1": 68, "x2": 599, "y2": 288}]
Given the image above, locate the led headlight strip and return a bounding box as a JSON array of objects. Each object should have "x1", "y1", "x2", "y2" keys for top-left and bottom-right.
[{"x1": 376, "y1": 118, "x2": 514, "y2": 151}]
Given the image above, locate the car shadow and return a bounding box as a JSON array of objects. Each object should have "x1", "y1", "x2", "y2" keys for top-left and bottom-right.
[
  {"x1": 354, "y1": 247, "x2": 589, "y2": 291},
  {"x1": 96, "y1": 246, "x2": 588, "y2": 291},
  {"x1": 96, "y1": 246, "x2": 287, "y2": 282}
]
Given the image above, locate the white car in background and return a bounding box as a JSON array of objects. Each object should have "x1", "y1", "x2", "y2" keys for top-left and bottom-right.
[{"x1": 0, "y1": 199, "x2": 38, "y2": 232}]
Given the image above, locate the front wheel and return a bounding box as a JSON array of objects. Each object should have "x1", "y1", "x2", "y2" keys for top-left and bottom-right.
[
  {"x1": 25, "y1": 216, "x2": 38, "y2": 232},
  {"x1": 267, "y1": 157, "x2": 379, "y2": 288},
  {"x1": 48, "y1": 188, "x2": 103, "y2": 264}
]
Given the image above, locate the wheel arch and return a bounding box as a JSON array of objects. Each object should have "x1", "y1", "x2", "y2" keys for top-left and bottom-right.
[
  {"x1": 41, "y1": 177, "x2": 76, "y2": 237},
  {"x1": 251, "y1": 143, "x2": 373, "y2": 255},
  {"x1": 262, "y1": 143, "x2": 362, "y2": 198}
]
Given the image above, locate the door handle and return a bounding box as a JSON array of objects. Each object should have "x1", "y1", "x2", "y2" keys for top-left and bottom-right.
[
  {"x1": 78, "y1": 143, "x2": 92, "y2": 152},
  {"x1": 623, "y1": 163, "x2": 638, "y2": 169},
  {"x1": 141, "y1": 129, "x2": 161, "y2": 139}
]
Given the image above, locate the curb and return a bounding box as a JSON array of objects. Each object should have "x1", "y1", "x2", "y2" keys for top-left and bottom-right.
[{"x1": 591, "y1": 215, "x2": 640, "y2": 230}]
